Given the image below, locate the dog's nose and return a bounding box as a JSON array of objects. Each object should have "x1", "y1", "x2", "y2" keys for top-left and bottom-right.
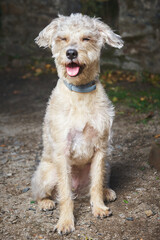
[{"x1": 66, "y1": 49, "x2": 78, "y2": 60}]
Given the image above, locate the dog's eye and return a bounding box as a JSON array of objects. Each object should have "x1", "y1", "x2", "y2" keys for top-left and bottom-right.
[
  {"x1": 83, "y1": 37, "x2": 90, "y2": 41},
  {"x1": 57, "y1": 37, "x2": 67, "y2": 41},
  {"x1": 61, "y1": 37, "x2": 67, "y2": 41}
]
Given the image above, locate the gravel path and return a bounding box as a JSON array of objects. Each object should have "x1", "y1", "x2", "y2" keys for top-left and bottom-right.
[{"x1": 0, "y1": 69, "x2": 160, "y2": 240}]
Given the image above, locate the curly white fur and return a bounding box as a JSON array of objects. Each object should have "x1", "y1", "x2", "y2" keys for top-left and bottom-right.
[{"x1": 32, "y1": 13, "x2": 123, "y2": 235}]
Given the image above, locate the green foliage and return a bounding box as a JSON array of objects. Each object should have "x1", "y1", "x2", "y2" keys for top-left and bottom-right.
[{"x1": 101, "y1": 70, "x2": 160, "y2": 113}]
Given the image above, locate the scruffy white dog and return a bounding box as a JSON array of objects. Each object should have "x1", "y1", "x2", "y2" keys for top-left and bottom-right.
[{"x1": 32, "y1": 13, "x2": 123, "y2": 235}]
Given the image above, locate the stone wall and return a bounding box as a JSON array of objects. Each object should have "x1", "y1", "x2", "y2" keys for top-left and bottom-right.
[
  {"x1": 0, "y1": 0, "x2": 159, "y2": 73},
  {"x1": 118, "y1": 0, "x2": 160, "y2": 73}
]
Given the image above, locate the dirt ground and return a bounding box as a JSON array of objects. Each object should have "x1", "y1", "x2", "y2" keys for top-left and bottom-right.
[{"x1": 0, "y1": 68, "x2": 160, "y2": 240}]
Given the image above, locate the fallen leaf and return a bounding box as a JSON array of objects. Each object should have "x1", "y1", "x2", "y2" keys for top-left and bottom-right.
[
  {"x1": 145, "y1": 210, "x2": 153, "y2": 217},
  {"x1": 51, "y1": 68, "x2": 57, "y2": 73},
  {"x1": 129, "y1": 77, "x2": 136, "y2": 82},
  {"x1": 107, "y1": 79, "x2": 113, "y2": 84},
  {"x1": 45, "y1": 64, "x2": 51, "y2": 69},
  {"x1": 154, "y1": 134, "x2": 160, "y2": 138},
  {"x1": 108, "y1": 73, "x2": 112, "y2": 78},
  {"x1": 13, "y1": 90, "x2": 21, "y2": 95},
  {"x1": 22, "y1": 73, "x2": 31, "y2": 79},
  {"x1": 140, "y1": 97, "x2": 145, "y2": 101},
  {"x1": 34, "y1": 68, "x2": 43, "y2": 76},
  {"x1": 117, "y1": 111, "x2": 125, "y2": 115},
  {"x1": 112, "y1": 97, "x2": 118, "y2": 102}
]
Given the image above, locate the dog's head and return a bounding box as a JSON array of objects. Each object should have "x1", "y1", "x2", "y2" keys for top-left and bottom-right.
[{"x1": 35, "y1": 13, "x2": 123, "y2": 83}]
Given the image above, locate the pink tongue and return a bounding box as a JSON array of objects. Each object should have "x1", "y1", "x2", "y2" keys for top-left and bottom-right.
[{"x1": 66, "y1": 66, "x2": 80, "y2": 77}]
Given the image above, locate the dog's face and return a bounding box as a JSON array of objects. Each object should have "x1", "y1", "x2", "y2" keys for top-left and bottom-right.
[{"x1": 35, "y1": 14, "x2": 123, "y2": 83}]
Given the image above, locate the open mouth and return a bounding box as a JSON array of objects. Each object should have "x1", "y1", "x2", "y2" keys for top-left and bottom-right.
[{"x1": 66, "y1": 62, "x2": 81, "y2": 77}]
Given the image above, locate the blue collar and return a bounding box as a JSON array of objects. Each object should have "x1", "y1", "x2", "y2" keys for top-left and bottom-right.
[{"x1": 63, "y1": 80, "x2": 96, "y2": 93}]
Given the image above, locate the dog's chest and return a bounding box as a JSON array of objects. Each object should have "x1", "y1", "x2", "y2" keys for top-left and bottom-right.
[
  {"x1": 67, "y1": 123, "x2": 98, "y2": 164},
  {"x1": 64, "y1": 102, "x2": 108, "y2": 164}
]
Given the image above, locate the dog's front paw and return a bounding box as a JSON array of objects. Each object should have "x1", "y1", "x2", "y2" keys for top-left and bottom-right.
[
  {"x1": 92, "y1": 205, "x2": 112, "y2": 219},
  {"x1": 104, "y1": 188, "x2": 117, "y2": 202},
  {"x1": 38, "y1": 199, "x2": 56, "y2": 211},
  {"x1": 55, "y1": 217, "x2": 75, "y2": 235}
]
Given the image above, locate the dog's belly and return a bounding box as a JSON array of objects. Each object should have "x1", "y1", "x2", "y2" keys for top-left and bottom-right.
[
  {"x1": 67, "y1": 124, "x2": 98, "y2": 165},
  {"x1": 71, "y1": 164, "x2": 91, "y2": 190}
]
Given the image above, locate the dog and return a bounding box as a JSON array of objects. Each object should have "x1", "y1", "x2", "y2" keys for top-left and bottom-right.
[{"x1": 32, "y1": 13, "x2": 123, "y2": 235}]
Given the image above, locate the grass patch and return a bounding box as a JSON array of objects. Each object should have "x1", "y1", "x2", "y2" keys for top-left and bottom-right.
[
  {"x1": 100, "y1": 70, "x2": 160, "y2": 113},
  {"x1": 127, "y1": 88, "x2": 160, "y2": 112}
]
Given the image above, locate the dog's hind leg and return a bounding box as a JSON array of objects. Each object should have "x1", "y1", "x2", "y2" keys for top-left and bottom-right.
[
  {"x1": 103, "y1": 162, "x2": 117, "y2": 202},
  {"x1": 32, "y1": 161, "x2": 57, "y2": 210}
]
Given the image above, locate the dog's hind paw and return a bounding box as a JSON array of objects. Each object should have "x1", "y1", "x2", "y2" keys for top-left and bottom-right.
[
  {"x1": 38, "y1": 198, "x2": 56, "y2": 211},
  {"x1": 92, "y1": 205, "x2": 112, "y2": 219},
  {"x1": 104, "y1": 188, "x2": 117, "y2": 202}
]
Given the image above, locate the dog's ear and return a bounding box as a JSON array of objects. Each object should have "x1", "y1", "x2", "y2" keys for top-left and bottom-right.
[
  {"x1": 95, "y1": 19, "x2": 124, "y2": 49},
  {"x1": 35, "y1": 17, "x2": 60, "y2": 48}
]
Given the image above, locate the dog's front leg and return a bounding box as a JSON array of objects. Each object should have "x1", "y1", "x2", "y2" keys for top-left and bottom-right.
[
  {"x1": 55, "y1": 156, "x2": 75, "y2": 235},
  {"x1": 90, "y1": 150, "x2": 112, "y2": 218}
]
